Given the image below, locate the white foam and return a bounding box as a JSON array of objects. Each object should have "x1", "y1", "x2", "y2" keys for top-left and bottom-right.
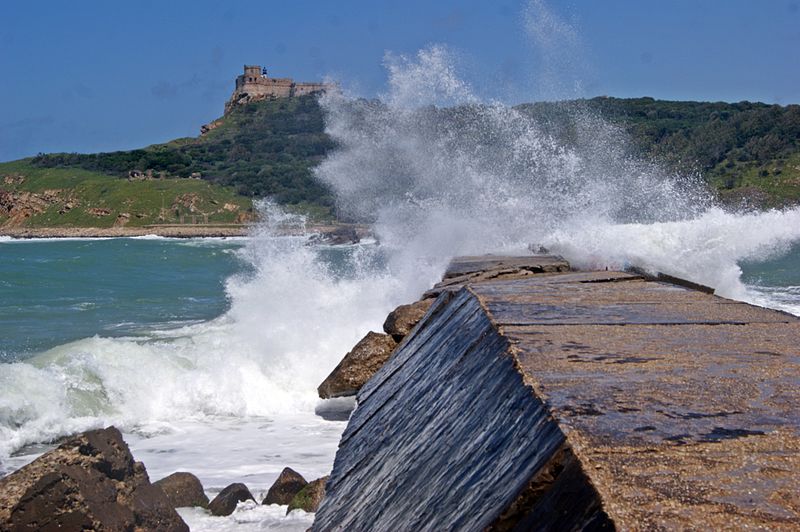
[
  {"x1": 542, "y1": 207, "x2": 800, "y2": 302},
  {"x1": 178, "y1": 502, "x2": 314, "y2": 532},
  {"x1": 126, "y1": 415, "x2": 344, "y2": 490},
  {"x1": 0, "y1": 204, "x2": 402, "y2": 472},
  {"x1": 316, "y1": 44, "x2": 800, "y2": 315},
  {"x1": 743, "y1": 285, "x2": 800, "y2": 316},
  {"x1": 129, "y1": 234, "x2": 167, "y2": 240}
]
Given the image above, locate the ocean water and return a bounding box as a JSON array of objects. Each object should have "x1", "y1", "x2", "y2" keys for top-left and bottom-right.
[
  {"x1": 0, "y1": 221, "x2": 406, "y2": 531},
  {"x1": 0, "y1": 237, "x2": 247, "y2": 360},
  {"x1": 741, "y1": 242, "x2": 800, "y2": 315}
]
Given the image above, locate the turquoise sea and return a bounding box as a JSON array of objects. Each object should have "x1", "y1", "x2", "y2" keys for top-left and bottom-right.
[
  {"x1": 740, "y1": 241, "x2": 800, "y2": 314},
  {"x1": 0, "y1": 238, "x2": 247, "y2": 360}
]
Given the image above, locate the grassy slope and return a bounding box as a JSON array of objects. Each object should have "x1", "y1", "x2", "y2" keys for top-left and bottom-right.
[
  {"x1": 0, "y1": 160, "x2": 252, "y2": 228},
  {"x1": 706, "y1": 152, "x2": 800, "y2": 206},
  {"x1": 585, "y1": 97, "x2": 800, "y2": 208},
  {"x1": 187, "y1": 96, "x2": 334, "y2": 207}
]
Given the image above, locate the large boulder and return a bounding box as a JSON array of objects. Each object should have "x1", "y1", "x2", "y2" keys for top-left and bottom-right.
[
  {"x1": 382, "y1": 298, "x2": 435, "y2": 341},
  {"x1": 208, "y1": 482, "x2": 255, "y2": 516},
  {"x1": 287, "y1": 476, "x2": 329, "y2": 514},
  {"x1": 154, "y1": 471, "x2": 209, "y2": 509},
  {"x1": 318, "y1": 332, "x2": 398, "y2": 399},
  {"x1": 262, "y1": 467, "x2": 308, "y2": 506},
  {"x1": 0, "y1": 426, "x2": 188, "y2": 531}
]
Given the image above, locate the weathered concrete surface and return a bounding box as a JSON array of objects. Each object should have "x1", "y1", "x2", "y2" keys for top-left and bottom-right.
[
  {"x1": 483, "y1": 273, "x2": 800, "y2": 529},
  {"x1": 313, "y1": 285, "x2": 609, "y2": 530},
  {"x1": 423, "y1": 254, "x2": 570, "y2": 298},
  {"x1": 313, "y1": 256, "x2": 800, "y2": 530}
]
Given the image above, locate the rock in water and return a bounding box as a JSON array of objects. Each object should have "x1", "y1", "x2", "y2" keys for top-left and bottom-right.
[
  {"x1": 307, "y1": 226, "x2": 361, "y2": 246},
  {"x1": 0, "y1": 426, "x2": 188, "y2": 531},
  {"x1": 155, "y1": 471, "x2": 209, "y2": 509},
  {"x1": 287, "y1": 476, "x2": 329, "y2": 514},
  {"x1": 382, "y1": 299, "x2": 435, "y2": 341},
  {"x1": 323, "y1": 226, "x2": 360, "y2": 245},
  {"x1": 318, "y1": 332, "x2": 398, "y2": 398},
  {"x1": 208, "y1": 483, "x2": 255, "y2": 516},
  {"x1": 263, "y1": 467, "x2": 308, "y2": 505}
]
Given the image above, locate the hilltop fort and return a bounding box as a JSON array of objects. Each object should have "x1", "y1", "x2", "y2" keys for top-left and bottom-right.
[{"x1": 224, "y1": 65, "x2": 332, "y2": 115}]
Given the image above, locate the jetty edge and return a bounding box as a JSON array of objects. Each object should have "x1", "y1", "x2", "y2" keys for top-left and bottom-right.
[{"x1": 313, "y1": 255, "x2": 800, "y2": 530}]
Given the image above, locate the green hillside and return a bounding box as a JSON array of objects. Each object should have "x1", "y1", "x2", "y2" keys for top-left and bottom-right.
[
  {"x1": 2, "y1": 94, "x2": 798, "y2": 230},
  {"x1": 0, "y1": 161, "x2": 252, "y2": 228},
  {"x1": 518, "y1": 97, "x2": 800, "y2": 208}
]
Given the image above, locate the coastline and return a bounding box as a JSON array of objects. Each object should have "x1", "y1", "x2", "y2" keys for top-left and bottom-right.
[
  {"x1": 0, "y1": 223, "x2": 370, "y2": 240},
  {"x1": 0, "y1": 224, "x2": 249, "y2": 239}
]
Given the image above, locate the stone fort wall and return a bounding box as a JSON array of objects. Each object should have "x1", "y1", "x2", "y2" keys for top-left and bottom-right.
[{"x1": 224, "y1": 65, "x2": 331, "y2": 114}]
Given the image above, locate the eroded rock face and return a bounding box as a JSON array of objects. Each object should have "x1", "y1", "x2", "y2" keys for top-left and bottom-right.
[
  {"x1": 382, "y1": 298, "x2": 435, "y2": 341},
  {"x1": 0, "y1": 189, "x2": 56, "y2": 225},
  {"x1": 200, "y1": 118, "x2": 223, "y2": 136},
  {"x1": 318, "y1": 332, "x2": 398, "y2": 399},
  {"x1": 287, "y1": 476, "x2": 328, "y2": 514},
  {"x1": 208, "y1": 483, "x2": 255, "y2": 516},
  {"x1": 0, "y1": 426, "x2": 188, "y2": 531},
  {"x1": 154, "y1": 471, "x2": 209, "y2": 509},
  {"x1": 263, "y1": 467, "x2": 308, "y2": 506}
]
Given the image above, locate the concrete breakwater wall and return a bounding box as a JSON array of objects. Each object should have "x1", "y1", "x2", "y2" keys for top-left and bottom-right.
[{"x1": 314, "y1": 256, "x2": 800, "y2": 530}]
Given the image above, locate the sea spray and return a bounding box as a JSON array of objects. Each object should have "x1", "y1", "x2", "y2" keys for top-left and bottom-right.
[
  {"x1": 0, "y1": 202, "x2": 399, "y2": 469},
  {"x1": 316, "y1": 44, "x2": 800, "y2": 305},
  {"x1": 544, "y1": 206, "x2": 800, "y2": 300},
  {"x1": 523, "y1": 0, "x2": 590, "y2": 100}
]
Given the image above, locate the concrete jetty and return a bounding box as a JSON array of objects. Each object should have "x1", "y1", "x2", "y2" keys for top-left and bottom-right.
[{"x1": 313, "y1": 256, "x2": 800, "y2": 530}]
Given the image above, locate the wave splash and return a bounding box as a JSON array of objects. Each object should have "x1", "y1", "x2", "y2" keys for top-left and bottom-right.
[
  {"x1": 0, "y1": 204, "x2": 399, "y2": 463},
  {"x1": 316, "y1": 45, "x2": 800, "y2": 302}
]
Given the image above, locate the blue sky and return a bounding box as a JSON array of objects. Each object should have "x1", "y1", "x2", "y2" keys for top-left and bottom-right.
[{"x1": 1, "y1": 0, "x2": 798, "y2": 161}]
